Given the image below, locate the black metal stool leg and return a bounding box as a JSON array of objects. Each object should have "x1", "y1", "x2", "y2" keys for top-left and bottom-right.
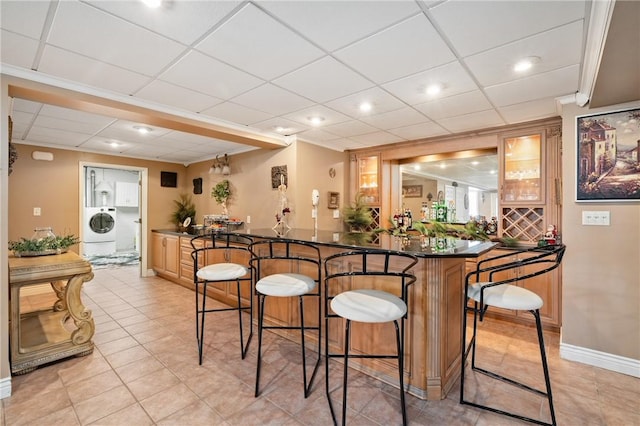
[
  {"x1": 394, "y1": 320, "x2": 407, "y2": 426},
  {"x1": 255, "y1": 293, "x2": 265, "y2": 397},
  {"x1": 341, "y1": 319, "x2": 351, "y2": 426},
  {"x1": 198, "y1": 282, "x2": 208, "y2": 366},
  {"x1": 534, "y1": 310, "x2": 556, "y2": 426}
]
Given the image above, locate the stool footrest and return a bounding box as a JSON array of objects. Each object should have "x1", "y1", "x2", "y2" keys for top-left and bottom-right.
[
  {"x1": 460, "y1": 400, "x2": 554, "y2": 426},
  {"x1": 471, "y1": 365, "x2": 548, "y2": 397}
]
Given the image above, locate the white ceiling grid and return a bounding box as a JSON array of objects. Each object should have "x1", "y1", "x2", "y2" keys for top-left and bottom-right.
[{"x1": 1, "y1": 0, "x2": 589, "y2": 164}]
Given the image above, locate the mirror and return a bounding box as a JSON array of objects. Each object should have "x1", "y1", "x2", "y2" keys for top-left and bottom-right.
[{"x1": 400, "y1": 150, "x2": 498, "y2": 223}]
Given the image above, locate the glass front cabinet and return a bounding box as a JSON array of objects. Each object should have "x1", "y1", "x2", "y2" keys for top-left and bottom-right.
[{"x1": 357, "y1": 154, "x2": 380, "y2": 205}]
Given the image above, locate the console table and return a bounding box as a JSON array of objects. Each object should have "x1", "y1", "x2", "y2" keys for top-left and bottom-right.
[{"x1": 9, "y1": 251, "x2": 95, "y2": 375}]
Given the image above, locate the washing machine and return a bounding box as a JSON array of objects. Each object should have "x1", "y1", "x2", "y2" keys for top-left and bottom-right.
[{"x1": 83, "y1": 207, "x2": 117, "y2": 256}]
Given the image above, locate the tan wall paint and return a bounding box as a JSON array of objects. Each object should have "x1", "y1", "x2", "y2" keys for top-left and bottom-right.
[
  {"x1": 182, "y1": 141, "x2": 348, "y2": 232},
  {"x1": 8, "y1": 144, "x2": 186, "y2": 264},
  {"x1": 1, "y1": 82, "x2": 10, "y2": 389},
  {"x1": 561, "y1": 101, "x2": 640, "y2": 360}
]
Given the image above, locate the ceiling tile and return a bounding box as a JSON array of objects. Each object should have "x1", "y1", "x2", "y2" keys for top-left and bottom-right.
[
  {"x1": 200, "y1": 102, "x2": 274, "y2": 126},
  {"x1": 324, "y1": 87, "x2": 406, "y2": 118},
  {"x1": 436, "y1": 110, "x2": 505, "y2": 134},
  {"x1": 323, "y1": 121, "x2": 379, "y2": 138},
  {"x1": 48, "y1": 1, "x2": 187, "y2": 76},
  {"x1": 0, "y1": 31, "x2": 40, "y2": 69},
  {"x1": 414, "y1": 90, "x2": 493, "y2": 120},
  {"x1": 160, "y1": 50, "x2": 264, "y2": 99},
  {"x1": 273, "y1": 56, "x2": 374, "y2": 103},
  {"x1": 250, "y1": 117, "x2": 310, "y2": 136},
  {"x1": 87, "y1": 0, "x2": 242, "y2": 45},
  {"x1": 38, "y1": 104, "x2": 115, "y2": 126},
  {"x1": 296, "y1": 128, "x2": 343, "y2": 142},
  {"x1": 258, "y1": 1, "x2": 421, "y2": 51},
  {"x1": 25, "y1": 126, "x2": 92, "y2": 146},
  {"x1": 39, "y1": 46, "x2": 151, "y2": 95},
  {"x1": 230, "y1": 83, "x2": 314, "y2": 116},
  {"x1": 429, "y1": 0, "x2": 586, "y2": 56},
  {"x1": 0, "y1": 0, "x2": 50, "y2": 39},
  {"x1": 484, "y1": 64, "x2": 580, "y2": 107},
  {"x1": 349, "y1": 131, "x2": 406, "y2": 146},
  {"x1": 464, "y1": 20, "x2": 584, "y2": 87},
  {"x1": 196, "y1": 3, "x2": 324, "y2": 81},
  {"x1": 80, "y1": 137, "x2": 137, "y2": 153},
  {"x1": 282, "y1": 104, "x2": 351, "y2": 127},
  {"x1": 360, "y1": 107, "x2": 429, "y2": 130},
  {"x1": 498, "y1": 97, "x2": 559, "y2": 124},
  {"x1": 135, "y1": 80, "x2": 223, "y2": 113},
  {"x1": 11, "y1": 99, "x2": 42, "y2": 114},
  {"x1": 387, "y1": 122, "x2": 450, "y2": 140},
  {"x1": 382, "y1": 61, "x2": 480, "y2": 106},
  {"x1": 334, "y1": 14, "x2": 456, "y2": 84}
]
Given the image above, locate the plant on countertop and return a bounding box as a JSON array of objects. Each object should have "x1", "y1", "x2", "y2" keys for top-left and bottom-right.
[
  {"x1": 9, "y1": 234, "x2": 79, "y2": 256},
  {"x1": 171, "y1": 193, "x2": 196, "y2": 228},
  {"x1": 343, "y1": 192, "x2": 374, "y2": 231},
  {"x1": 409, "y1": 220, "x2": 490, "y2": 240}
]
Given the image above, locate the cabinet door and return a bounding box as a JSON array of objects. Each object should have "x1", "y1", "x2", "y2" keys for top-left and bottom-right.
[
  {"x1": 501, "y1": 133, "x2": 544, "y2": 204},
  {"x1": 151, "y1": 233, "x2": 165, "y2": 272},
  {"x1": 358, "y1": 154, "x2": 380, "y2": 204},
  {"x1": 164, "y1": 236, "x2": 180, "y2": 279}
]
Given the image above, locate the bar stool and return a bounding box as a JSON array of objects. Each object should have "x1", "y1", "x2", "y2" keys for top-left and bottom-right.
[
  {"x1": 190, "y1": 233, "x2": 254, "y2": 365},
  {"x1": 460, "y1": 244, "x2": 566, "y2": 426},
  {"x1": 324, "y1": 250, "x2": 418, "y2": 426},
  {"x1": 249, "y1": 239, "x2": 322, "y2": 398}
]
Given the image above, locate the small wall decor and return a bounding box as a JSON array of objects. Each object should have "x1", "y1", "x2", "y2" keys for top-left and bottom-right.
[
  {"x1": 576, "y1": 107, "x2": 640, "y2": 201},
  {"x1": 402, "y1": 185, "x2": 422, "y2": 198},
  {"x1": 160, "y1": 171, "x2": 177, "y2": 188},
  {"x1": 271, "y1": 165, "x2": 287, "y2": 189},
  {"x1": 193, "y1": 177, "x2": 203, "y2": 194},
  {"x1": 328, "y1": 192, "x2": 339, "y2": 209},
  {"x1": 8, "y1": 116, "x2": 17, "y2": 175}
]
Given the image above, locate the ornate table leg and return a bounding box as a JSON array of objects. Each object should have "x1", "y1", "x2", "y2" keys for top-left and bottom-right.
[
  {"x1": 64, "y1": 272, "x2": 95, "y2": 347},
  {"x1": 50, "y1": 280, "x2": 67, "y2": 311}
]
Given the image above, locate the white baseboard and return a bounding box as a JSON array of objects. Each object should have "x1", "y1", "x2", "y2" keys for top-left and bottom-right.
[
  {"x1": 0, "y1": 376, "x2": 11, "y2": 399},
  {"x1": 560, "y1": 343, "x2": 640, "y2": 378},
  {"x1": 143, "y1": 269, "x2": 156, "y2": 277}
]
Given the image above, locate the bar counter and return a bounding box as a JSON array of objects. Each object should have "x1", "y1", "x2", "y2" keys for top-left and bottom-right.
[
  {"x1": 153, "y1": 227, "x2": 496, "y2": 400},
  {"x1": 237, "y1": 228, "x2": 496, "y2": 400}
]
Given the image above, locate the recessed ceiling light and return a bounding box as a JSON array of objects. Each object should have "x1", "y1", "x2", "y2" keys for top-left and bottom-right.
[
  {"x1": 426, "y1": 83, "x2": 443, "y2": 96},
  {"x1": 141, "y1": 0, "x2": 162, "y2": 8},
  {"x1": 359, "y1": 102, "x2": 372, "y2": 113},
  {"x1": 308, "y1": 116, "x2": 325, "y2": 126},
  {"x1": 133, "y1": 125, "x2": 152, "y2": 134},
  {"x1": 471, "y1": 161, "x2": 480, "y2": 166},
  {"x1": 439, "y1": 163, "x2": 446, "y2": 169},
  {"x1": 275, "y1": 126, "x2": 286, "y2": 133},
  {"x1": 105, "y1": 141, "x2": 120, "y2": 148},
  {"x1": 514, "y1": 56, "x2": 540, "y2": 73}
]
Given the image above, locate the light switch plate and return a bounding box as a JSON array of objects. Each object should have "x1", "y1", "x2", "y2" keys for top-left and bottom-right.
[
  {"x1": 582, "y1": 210, "x2": 610, "y2": 226},
  {"x1": 333, "y1": 210, "x2": 340, "y2": 219}
]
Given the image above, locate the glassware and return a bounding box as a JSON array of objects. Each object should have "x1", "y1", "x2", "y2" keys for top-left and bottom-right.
[{"x1": 32, "y1": 227, "x2": 55, "y2": 241}]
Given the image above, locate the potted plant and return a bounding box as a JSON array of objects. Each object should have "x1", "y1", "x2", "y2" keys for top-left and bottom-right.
[
  {"x1": 343, "y1": 192, "x2": 374, "y2": 232},
  {"x1": 171, "y1": 194, "x2": 196, "y2": 231},
  {"x1": 9, "y1": 233, "x2": 80, "y2": 257},
  {"x1": 212, "y1": 179, "x2": 231, "y2": 216}
]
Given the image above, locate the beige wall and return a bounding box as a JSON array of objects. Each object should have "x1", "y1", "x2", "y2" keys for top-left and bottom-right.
[
  {"x1": 181, "y1": 141, "x2": 348, "y2": 232},
  {"x1": 8, "y1": 144, "x2": 186, "y2": 263},
  {"x1": 561, "y1": 100, "x2": 640, "y2": 360}
]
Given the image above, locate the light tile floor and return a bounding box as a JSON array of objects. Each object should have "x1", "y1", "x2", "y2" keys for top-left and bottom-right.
[{"x1": 2, "y1": 265, "x2": 638, "y2": 425}]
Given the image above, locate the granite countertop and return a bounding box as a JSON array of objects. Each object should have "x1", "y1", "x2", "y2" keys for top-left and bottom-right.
[{"x1": 152, "y1": 227, "x2": 496, "y2": 258}]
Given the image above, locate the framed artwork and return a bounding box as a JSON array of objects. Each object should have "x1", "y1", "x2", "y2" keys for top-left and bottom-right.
[
  {"x1": 328, "y1": 192, "x2": 339, "y2": 209},
  {"x1": 160, "y1": 171, "x2": 177, "y2": 188},
  {"x1": 271, "y1": 165, "x2": 287, "y2": 189},
  {"x1": 576, "y1": 107, "x2": 640, "y2": 202},
  {"x1": 402, "y1": 185, "x2": 422, "y2": 198}
]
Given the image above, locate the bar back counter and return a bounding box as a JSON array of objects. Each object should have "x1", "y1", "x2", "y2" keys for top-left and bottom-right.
[{"x1": 152, "y1": 228, "x2": 496, "y2": 400}]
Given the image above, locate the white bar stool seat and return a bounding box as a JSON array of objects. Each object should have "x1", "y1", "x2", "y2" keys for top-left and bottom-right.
[
  {"x1": 197, "y1": 263, "x2": 248, "y2": 282},
  {"x1": 467, "y1": 282, "x2": 543, "y2": 311},
  {"x1": 255, "y1": 273, "x2": 316, "y2": 297},
  {"x1": 331, "y1": 289, "x2": 406, "y2": 323}
]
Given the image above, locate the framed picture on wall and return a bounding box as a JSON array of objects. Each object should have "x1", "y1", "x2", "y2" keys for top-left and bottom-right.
[
  {"x1": 402, "y1": 185, "x2": 422, "y2": 198},
  {"x1": 328, "y1": 192, "x2": 339, "y2": 209},
  {"x1": 576, "y1": 107, "x2": 640, "y2": 202}
]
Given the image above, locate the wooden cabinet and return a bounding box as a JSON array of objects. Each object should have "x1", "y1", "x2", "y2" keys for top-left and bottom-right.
[
  {"x1": 469, "y1": 248, "x2": 561, "y2": 328},
  {"x1": 151, "y1": 232, "x2": 179, "y2": 280},
  {"x1": 498, "y1": 125, "x2": 562, "y2": 244},
  {"x1": 357, "y1": 154, "x2": 380, "y2": 205}
]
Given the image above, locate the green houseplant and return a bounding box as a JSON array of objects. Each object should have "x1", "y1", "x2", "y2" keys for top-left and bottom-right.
[
  {"x1": 343, "y1": 192, "x2": 374, "y2": 231},
  {"x1": 9, "y1": 234, "x2": 79, "y2": 257},
  {"x1": 212, "y1": 179, "x2": 231, "y2": 215},
  {"x1": 171, "y1": 194, "x2": 196, "y2": 230}
]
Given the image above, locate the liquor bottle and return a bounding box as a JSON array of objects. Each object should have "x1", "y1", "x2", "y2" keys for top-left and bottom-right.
[{"x1": 392, "y1": 210, "x2": 399, "y2": 228}]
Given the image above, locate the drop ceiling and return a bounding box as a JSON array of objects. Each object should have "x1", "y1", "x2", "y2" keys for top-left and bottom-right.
[{"x1": 0, "y1": 0, "x2": 626, "y2": 165}]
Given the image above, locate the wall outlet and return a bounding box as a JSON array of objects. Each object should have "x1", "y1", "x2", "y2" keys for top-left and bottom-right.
[
  {"x1": 333, "y1": 210, "x2": 340, "y2": 219},
  {"x1": 246, "y1": 215, "x2": 251, "y2": 224},
  {"x1": 33, "y1": 207, "x2": 41, "y2": 216}
]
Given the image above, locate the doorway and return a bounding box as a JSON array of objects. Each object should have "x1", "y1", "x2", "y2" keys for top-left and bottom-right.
[{"x1": 80, "y1": 162, "x2": 148, "y2": 275}]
